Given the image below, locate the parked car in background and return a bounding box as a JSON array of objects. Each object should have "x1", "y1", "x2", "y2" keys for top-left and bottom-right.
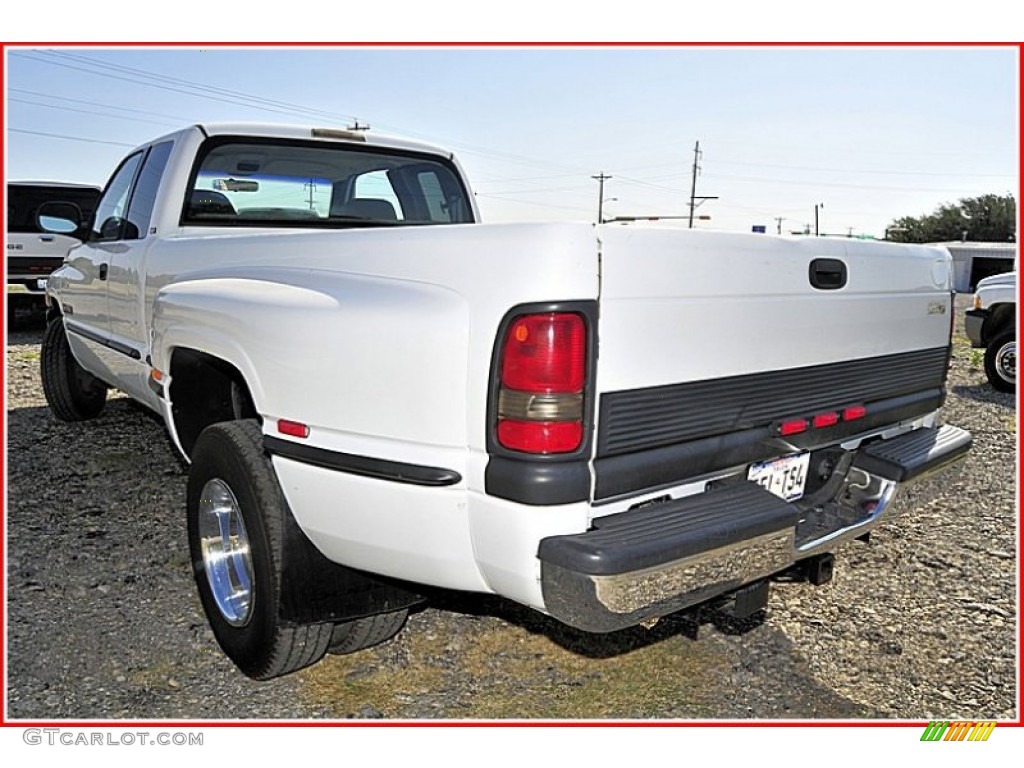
[
  {"x1": 6, "y1": 181, "x2": 100, "y2": 327},
  {"x1": 964, "y1": 271, "x2": 1016, "y2": 393}
]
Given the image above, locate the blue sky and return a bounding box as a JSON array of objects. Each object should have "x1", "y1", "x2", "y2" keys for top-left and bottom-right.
[{"x1": 4, "y1": 46, "x2": 1019, "y2": 237}]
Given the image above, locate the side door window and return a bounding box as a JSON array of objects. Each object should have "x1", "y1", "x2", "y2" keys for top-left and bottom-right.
[
  {"x1": 91, "y1": 152, "x2": 144, "y2": 242},
  {"x1": 125, "y1": 141, "x2": 173, "y2": 238}
]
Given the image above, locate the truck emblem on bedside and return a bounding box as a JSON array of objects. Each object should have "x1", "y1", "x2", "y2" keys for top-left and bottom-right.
[{"x1": 928, "y1": 301, "x2": 947, "y2": 315}]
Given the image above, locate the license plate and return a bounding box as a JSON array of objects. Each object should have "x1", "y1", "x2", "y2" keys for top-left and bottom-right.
[
  {"x1": 36, "y1": 278, "x2": 48, "y2": 291},
  {"x1": 747, "y1": 452, "x2": 810, "y2": 501}
]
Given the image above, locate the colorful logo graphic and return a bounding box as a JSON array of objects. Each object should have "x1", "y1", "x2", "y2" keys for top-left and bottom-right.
[{"x1": 920, "y1": 721, "x2": 996, "y2": 742}]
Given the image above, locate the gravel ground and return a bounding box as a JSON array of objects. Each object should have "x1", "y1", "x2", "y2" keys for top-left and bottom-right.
[{"x1": 4, "y1": 297, "x2": 1018, "y2": 721}]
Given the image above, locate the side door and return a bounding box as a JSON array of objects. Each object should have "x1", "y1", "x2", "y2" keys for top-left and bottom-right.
[
  {"x1": 104, "y1": 140, "x2": 175, "y2": 402},
  {"x1": 61, "y1": 149, "x2": 145, "y2": 370}
]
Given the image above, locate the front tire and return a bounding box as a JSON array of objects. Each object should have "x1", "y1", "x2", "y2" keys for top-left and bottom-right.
[
  {"x1": 187, "y1": 420, "x2": 332, "y2": 680},
  {"x1": 40, "y1": 318, "x2": 107, "y2": 421},
  {"x1": 984, "y1": 329, "x2": 1016, "y2": 393}
]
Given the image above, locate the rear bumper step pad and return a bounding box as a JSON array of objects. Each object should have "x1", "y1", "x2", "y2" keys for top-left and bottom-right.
[
  {"x1": 538, "y1": 483, "x2": 799, "y2": 632},
  {"x1": 852, "y1": 424, "x2": 972, "y2": 483}
]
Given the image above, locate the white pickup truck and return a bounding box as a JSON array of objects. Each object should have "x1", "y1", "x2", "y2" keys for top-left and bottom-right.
[
  {"x1": 964, "y1": 271, "x2": 1016, "y2": 392},
  {"x1": 41, "y1": 123, "x2": 971, "y2": 680}
]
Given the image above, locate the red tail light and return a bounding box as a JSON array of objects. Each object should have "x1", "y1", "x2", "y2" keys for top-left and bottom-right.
[
  {"x1": 497, "y1": 420, "x2": 583, "y2": 453},
  {"x1": 501, "y1": 313, "x2": 586, "y2": 393},
  {"x1": 497, "y1": 312, "x2": 586, "y2": 454}
]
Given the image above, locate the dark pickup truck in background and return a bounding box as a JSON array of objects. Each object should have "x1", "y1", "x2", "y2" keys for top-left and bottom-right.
[{"x1": 6, "y1": 181, "x2": 100, "y2": 328}]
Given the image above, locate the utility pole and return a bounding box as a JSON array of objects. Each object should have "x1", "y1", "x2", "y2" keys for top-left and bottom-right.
[
  {"x1": 774, "y1": 217, "x2": 785, "y2": 235},
  {"x1": 304, "y1": 179, "x2": 318, "y2": 211},
  {"x1": 688, "y1": 141, "x2": 718, "y2": 228},
  {"x1": 347, "y1": 120, "x2": 371, "y2": 131},
  {"x1": 592, "y1": 172, "x2": 612, "y2": 224},
  {"x1": 814, "y1": 202, "x2": 824, "y2": 236}
]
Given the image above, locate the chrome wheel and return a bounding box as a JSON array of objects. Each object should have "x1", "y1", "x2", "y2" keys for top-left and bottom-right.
[
  {"x1": 197, "y1": 478, "x2": 253, "y2": 627},
  {"x1": 995, "y1": 340, "x2": 1016, "y2": 384}
]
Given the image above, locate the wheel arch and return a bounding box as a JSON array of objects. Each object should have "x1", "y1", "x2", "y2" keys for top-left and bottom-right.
[
  {"x1": 166, "y1": 344, "x2": 262, "y2": 459},
  {"x1": 983, "y1": 303, "x2": 1016, "y2": 346}
]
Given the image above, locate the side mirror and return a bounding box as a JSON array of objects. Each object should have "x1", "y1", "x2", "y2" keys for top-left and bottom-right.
[
  {"x1": 37, "y1": 201, "x2": 84, "y2": 235},
  {"x1": 99, "y1": 216, "x2": 121, "y2": 240},
  {"x1": 97, "y1": 216, "x2": 140, "y2": 242}
]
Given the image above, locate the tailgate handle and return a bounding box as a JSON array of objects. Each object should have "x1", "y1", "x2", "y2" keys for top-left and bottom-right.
[{"x1": 809, "y1": 258, "x2": 847, "y2": 290}]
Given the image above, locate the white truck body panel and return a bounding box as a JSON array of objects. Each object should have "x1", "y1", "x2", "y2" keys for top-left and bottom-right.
[{"x1": 597, "y1": 227, "x2": 952, "y2": 391}]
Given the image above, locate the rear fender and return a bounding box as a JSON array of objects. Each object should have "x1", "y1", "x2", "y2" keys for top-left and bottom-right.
[{"x1": 151, "y1": 270, "x2": 471, "y2": 453}]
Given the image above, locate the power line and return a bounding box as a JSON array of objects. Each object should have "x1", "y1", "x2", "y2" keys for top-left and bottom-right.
[
  {"x1": 712, "y1": 158, "x2": 1015, "y2": 179},
  {"x1": 475, "y1": 184, "x2": 592, "y2": 196},
  {"x1": 9, "y1": 86, "x2": 193, "y2": 122},
  {"x1": 8, "y1": 128, "x2": 136, "y2": 147},
  {"x1": 12, "y1": 52, "x2": 348, "y2": 122},
  {"x1": 37, "y1": 50, "x2": 359, "y2": 125},
  {"x1": 474, "y1": 193, "x2": 594, "y2": 215},
  {"x1": 8, "y1": 97, "x2": 180, "y2": 128},
  {"x1": 14, "y1": 51, "x2": 596, "y2": 180},
  {"x1": 702, "y1": 172, "x2": 997, "y2": 194}
]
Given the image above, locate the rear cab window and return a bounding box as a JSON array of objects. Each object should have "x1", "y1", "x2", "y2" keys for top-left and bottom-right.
[{"x1": 182, "y1": 137, "x2": 474, "y2": 229}]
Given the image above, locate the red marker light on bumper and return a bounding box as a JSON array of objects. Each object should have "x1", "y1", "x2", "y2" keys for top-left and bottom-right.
[
  {"x1": 778, "y1": 418, "x2": 808, "y2": 436},
  {"x1": 843, "y1": 405, "x2": 867, "y2": 421},
  {"x1": 813, "y1": 412, "x2": 839, "y2": 429}
]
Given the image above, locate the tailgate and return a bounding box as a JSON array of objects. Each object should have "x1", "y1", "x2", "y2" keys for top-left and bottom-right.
[
  {"x1": 592, "y1": 228, "x2": 953, "y2": 500},
  {"x1": 7, "y1": 232, "x2": 80, "y2": 281}
]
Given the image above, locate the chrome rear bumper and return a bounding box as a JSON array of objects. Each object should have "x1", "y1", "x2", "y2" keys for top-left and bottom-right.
[{"x1": 538, "y1": 425, "x2": 971, "y2": 633}]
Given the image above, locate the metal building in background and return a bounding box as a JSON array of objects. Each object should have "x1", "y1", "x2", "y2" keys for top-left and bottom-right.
[{"x1": 937, "y1": 242, "x2": 1017, "y2": 293}]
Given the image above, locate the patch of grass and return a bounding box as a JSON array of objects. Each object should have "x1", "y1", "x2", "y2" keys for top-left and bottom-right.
[
  {"x1": 127, "y1": 660, "x2": 181, "y2": 690},
  {"x1": 301, "y1": 619, "x2": 727, "y2": 720},
  {"x1": 301, "y1": 628, "x2": 449, "y2": 718},
  {"x1": 455, "y1": 623, "x2": 724, "y2": 719},
  {"x1": 12, "y1": 349, "x2": 40, "y2": 362}
]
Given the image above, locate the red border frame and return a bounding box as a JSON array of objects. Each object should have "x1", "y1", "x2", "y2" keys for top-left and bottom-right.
[{"x1": 1, "y1": 40, "x2": 1021, "y2": 730}]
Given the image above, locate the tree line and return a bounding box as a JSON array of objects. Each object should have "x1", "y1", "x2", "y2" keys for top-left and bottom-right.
[{"x1": 887, "y1": 193, "x2": 1016, "y2": 243}]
